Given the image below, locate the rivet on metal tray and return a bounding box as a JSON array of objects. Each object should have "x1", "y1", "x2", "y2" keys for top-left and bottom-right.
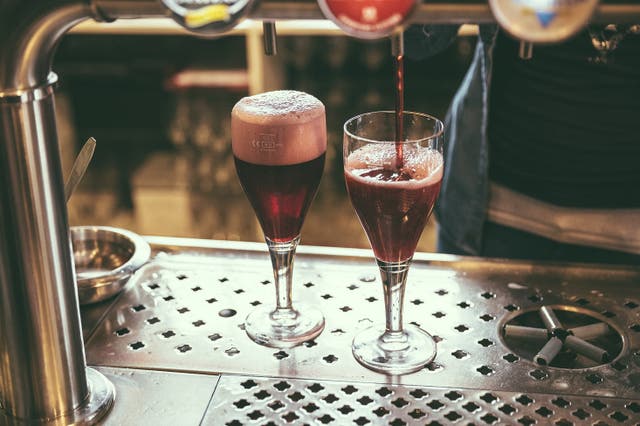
[
  {"x1": 260, "y1": 279, "x2": 269, "y2": 285},
  {"x1": 267, "y1": 400, "x2": 284, "y2": 411},
  {"x1": 233, "y1": 398, "x2": 250, "y2": 409},
  {"x1": 341, "y1": 385, "x2": 357, "y2": 395},
  {"x1": 516, "y1": 394, "x2": 534, "y2": 406},
  {"x1": 624, "y1": 301, "x2": 639, "y2": 309},
  {"x1": 192, "y1": 320, "x2": 205, "y2": 327},
  {"x1": 240, "y1": 379, "x2": 257, "y2": 389},
  {"x1": 432, "y1": 335, "x2": 443, "y2": 343},
  {"x1": 357, "y1": 396, "x2": 373, "y2": 405},
  {"x1": 433, "y1": 311, "x2": 446, "y2": 318},
  {"x1": 176, "y1": 274, "x2": 187, "y2": 280},
  {"x1": 147, "y1": 283, "x2": 160, "y2": 290},
  {"x1": 391, "y1": 397, "x2": 409, "y2": 408},
  {"x1": 250, "y1": 300, "x2": 261, "y2": 306},
  {"x1": 303, "y1": 282, "x2": 314, "y2": 288},
  {"x1": 462, "y1": 402, "x2": 480, "y2": 413},
  {"x1": 630, "y1": 323, "x2": 640, "y2": 332},
  {"x1": 191, "y1": 286, "x2": 201, "y2": 292},
  {"x1": 177, "y1": 307, "x2": 190, "y2": 314},
  {"x1": 253, "y1": 389, "x2": 269, "y2": 400},
  {"x1": 455, "y1": 324, "x2": 469, "y2": 332},
  {"x1": 273, "y1": 381, "x2": 291, "y2": 391},
  {"x1": 452, "y1": 350, "x2": 469, "y2": 360},
  {"x1": 610, "y1": 411, "x2": 629, "y2": 422},
  {"x1": 373, "y1": 407, "x2": 390, "y2": 417},
  {"x1": 219, "y1": 277, "x2": 229, "y2": 283},
  {"x1": 347, "y1": 284, "x2": 359, "y2": 290},
  {"x1": 425, "y1": 362, "x2": 443, "y2": 372},
  {"x1": 572, "y1": 408, "x2": 590, "y2": 420},
  {"x1": 435, "y1": 289, "x2": 448, "y2": 295},
  {"x1": 366, "y1": 296, "x2": 377, "y2": 302},
  {"x1": 503, "y1": 353, "x2": 519, "y2": 363},
  {"x1": 552, "y1": 397, "x2": 570, "y2": 408},
  {"x1": 586, "y1": 373, "x2": 603, "y2": 384},
  {"x1": 339, "y1": 306, "x2": 352, "y2": 312},
  {"x1": 444, "y1": 411, "x2": 462, "y2": 422},
  {"x1": 208, "y1": 333, "x2": 222, "y2": 341},
  {"x1": 132, "y1": 304, "x2": 146, "y2": 312},
  {"x1": 389, "y1": 418, "x2": 407, "y2": 426},
  {"x1": 163, "y1": 295, "x2": 175, "y2": 301},
  {"x1": 517, "y1": 415, "x2": 535, "y2": 425},
  {"x1": 323, "y1": 394, "x2": 338, "y2": 404},
  {"x1": 426, "y1": 399, "x2": 445, "y2": 410},
  {"x1": 322, "y1": 355, "x2": 338, "y2": 363},
  {"x1": 529, "y1": 369, "x2": 548, "y2": 381},
  {"x1": 589, "y1": 399, "x2": 607, "y2": 410},
  {"x1": 504, "y1": 304, "x2": 520, "y2": 312},
  {"x1": 409, "y1": 389, "x2": 428, "y2": 399},
  {"x1": 206, "y1": 297, "x2": 217, "y2": 304},
  {"x1": 176, "y1": 344, "x2": 192, "y2": 353},
  {"x1": 225, "y1": 419, "x2": 242, "y2": 426},
  {"x1": 317, "y1": 414, "x2": 334, "y2": 424},
  {"x1": 481, "y1": 291, "x2": 496, "y2": 299},
  {"x1": 527, "y1": 294, "x2": 543, "y2": 303},
  {"x1": 225, "y1": 347, "x2": 240, "y2": 357},
  {"x1": 478, "y1": 338, "x2": 494, "y2": 347},
  {"x1": 146, "y1": 317, "x2": 160, "y2": 325},
  {"x1": 337, "y1": 405, "x2": 353, "y2": 415},
  {"x1": 307, "y1": 383, "x2": 324, "y2": 393},
  {"x1": 408, "y1": 409, "x2": 426, "y2": 419},
  {"x1": 498, "y1": 404, "x2": 516, "y2": 415},
  {"x1": 411, "y1": 299, "x2": 424, "y2": 305},
  {"x1": 247, "y1": 410, "x2": 263, "y2": 420},
  {"x1": 535, "y1": 406, "x2": 553, "y2": 418},
  {"x1": 375, "y1": 386, "x2": 392, "y2": 397},
  {"x1": 480, "y1": 314, "x2": 494, "y2": 321},
  {"x1": 479, "y1": 393, "x2": 498, "y2": 403},
  {"x1": 218, "y1": 309, "x2": 237, "y2": 317},
  {"x1": 161, "y1": 330, "x2": 175, "y2": 338},
  {"x1": 321, "y1": 294, "x2": 332, "y2": 299},
  {"x1": 273, "y1": 351, "x2": 288, "y2": 360},
  {"x1": 601, "y1": 310, "x2": 616, "y2": 318},
  {"x1": 303, "y1": 340, "x2": 317, "y2": 348},
  {"x1": 129, "y1": 341, "x2": 145, "y2": 350},
  {"x1": 302, "y1": 402, "x2": 319, "y2": 412},
  {"x1": 575, "y1": 298, "x2": 590, "y2": 305},
  {"x1": 480, "y1": 413, "x2": 499, "y2": 424},
  {"x1": 555, "y1": 419, "x2": 572, "y2": 426},
  {"x1": 457, "y1": 301, "x2": 471, "y2": 308},
  {"x1": 115, "y1": 327, "x2": 130, "y2": 336},
  {"x1": 444, "y1": 391, "x2": 462, "y2": 401},
  {"x1": 234, "y1": 289, "x2": 244, "y2": 294}
]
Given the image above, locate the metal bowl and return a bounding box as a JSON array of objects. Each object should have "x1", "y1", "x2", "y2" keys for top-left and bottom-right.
[{"x1": 71, "y1": 226, "x2": 151, "y2": 305}]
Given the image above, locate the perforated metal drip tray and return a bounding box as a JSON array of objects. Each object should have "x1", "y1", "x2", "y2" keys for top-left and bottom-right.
[{"x1": 83, "y1": 238, "x2": 640, "y2": 424}]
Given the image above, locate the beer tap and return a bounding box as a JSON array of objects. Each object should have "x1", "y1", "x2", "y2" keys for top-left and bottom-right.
[
  {"x1": 490, "y1": 0, "x2": 600, "y2": 59},
  {"x1": 263, "y1": 21, "x2": 278, "y2": 56}
]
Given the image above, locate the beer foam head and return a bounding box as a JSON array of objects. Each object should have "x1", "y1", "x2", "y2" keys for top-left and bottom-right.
[
  {"x1": 346, "y1": 144, "x2": 443, "y2": 183},
  {"x1": 232, "y1": 90, "x2": 327, "y2": 165}
]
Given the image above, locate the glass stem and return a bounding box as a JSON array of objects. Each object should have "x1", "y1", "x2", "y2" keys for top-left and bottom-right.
[
  {"x1": 377, "y1": 259, "x2": 410, "y2": 345},
  {"x1": 266, "y1": 236, "x2": 300, "y2": 320}
]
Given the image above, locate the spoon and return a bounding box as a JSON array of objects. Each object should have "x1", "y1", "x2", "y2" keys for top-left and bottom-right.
[{"x1": 64, "y1": 137, "x2": 96, "y2": 203}]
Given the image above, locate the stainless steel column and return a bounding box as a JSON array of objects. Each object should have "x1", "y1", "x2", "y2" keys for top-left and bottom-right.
[{"x1": 0, "y1": 0, "x2": 114, "y2": 423}]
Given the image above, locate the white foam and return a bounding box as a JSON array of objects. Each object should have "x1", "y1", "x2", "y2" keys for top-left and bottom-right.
[
  {"x1": 232, "y1": 90, "x2": 327, "y2": 165},
  {"x1": 232, "y1": 90, "x2": 325, "y2": 125},
  {"x1": 345, "y1": 144, "x2": 443, "y2": 187}
]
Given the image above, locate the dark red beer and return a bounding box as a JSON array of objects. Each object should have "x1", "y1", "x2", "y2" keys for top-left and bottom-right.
[{"x1": 234, "y1": 153, "x2": 325, "y2": 242}]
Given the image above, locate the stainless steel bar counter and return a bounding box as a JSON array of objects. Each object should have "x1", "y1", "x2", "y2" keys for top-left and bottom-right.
[{"x1": 81, "y1": 238, "x2": 640, "y2": 424}]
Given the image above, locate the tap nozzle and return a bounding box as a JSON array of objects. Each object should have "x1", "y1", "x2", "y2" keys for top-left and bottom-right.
[
  {"x1": 391, "y1": 31, "x2": 404, "y2": 57},
  {"x1": 263, "y1": 21, "x2": 278, "y2": 56},
  {"x1": 519, "y1": 41, "x2": 534, "y2": 60}
]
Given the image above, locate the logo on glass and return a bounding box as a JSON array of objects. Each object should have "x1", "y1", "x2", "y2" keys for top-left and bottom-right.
[{"x1": 251, "y1": 134, "x2": 281, "y2": 152}]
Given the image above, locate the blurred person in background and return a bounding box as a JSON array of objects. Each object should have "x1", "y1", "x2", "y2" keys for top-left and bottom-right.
[{"x1": 405, "y1": 24, "x2": 640, "y2": 264}]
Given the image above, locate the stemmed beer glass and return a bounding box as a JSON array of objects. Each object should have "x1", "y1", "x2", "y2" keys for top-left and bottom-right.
[
  {"x1": 232, "y1": 90, "x2": 326, "y2": 348},
  {"x1": 344, "y1": 111, "x2": 444, "y2": 374}
]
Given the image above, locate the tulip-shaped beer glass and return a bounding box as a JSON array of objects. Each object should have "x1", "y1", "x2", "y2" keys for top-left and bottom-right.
[
  {"x1": 344, "y1": 111, "x2": 443, "y2": 374},
  {"x1": 232, "y1": 90, "x2": 326, "y2": 348}
]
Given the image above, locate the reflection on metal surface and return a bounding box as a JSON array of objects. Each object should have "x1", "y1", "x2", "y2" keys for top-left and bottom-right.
[
  {"x1": 85, "y1": 239, "x2": 640, "y2": 409},
  {"x1": 93, "y1": 366, "x2": 218, "y2": 425},
  {"x1": 204, "y1": 374, "x2": 640, "y2": 425}
]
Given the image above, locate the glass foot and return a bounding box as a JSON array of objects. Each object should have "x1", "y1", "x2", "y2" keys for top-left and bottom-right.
[
  {"x1": 352, "y1": 324, "x2": 436, "y2": 375},
  {"x1": 245, "y1": 303, "x2": 325, "y2": 348}
]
